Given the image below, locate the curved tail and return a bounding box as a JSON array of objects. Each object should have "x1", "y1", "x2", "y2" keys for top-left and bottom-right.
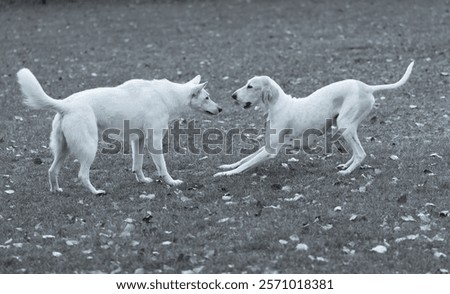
[
  {"x1": 17, "y1": 68, "x2": 65, "y2": 113},
  {"x1": 368, "y1": 61, "x2": 414, "y2": 93}
]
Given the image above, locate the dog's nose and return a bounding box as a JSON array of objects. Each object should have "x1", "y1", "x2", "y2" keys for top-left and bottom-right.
[
  {"x1": 218, "y1": 107, "x2": 223, "y2": 113},
  {"x1": 231, "y1": 93, "x2": 237, "y2": 100}
]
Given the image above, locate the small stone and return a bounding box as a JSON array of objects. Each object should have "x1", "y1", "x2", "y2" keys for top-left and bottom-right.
[
  {"x1": 33, "y1": 157, "x2": 43, "y2": 165},
  {"x1": 295, "y1": 243, "x2": 308, "y2": 251}
]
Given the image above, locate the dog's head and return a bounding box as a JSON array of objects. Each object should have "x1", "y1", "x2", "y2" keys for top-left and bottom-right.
[
  {"x1": 187, "y1": 75, "x2": 222, "y2": 115},
  {"x1": 231, "y1": 76, "x2": 278, "y2": 110}
]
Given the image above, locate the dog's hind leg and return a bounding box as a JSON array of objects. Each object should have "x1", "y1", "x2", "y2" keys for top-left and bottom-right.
[
  {"x1": 335, "y1": 96, "x2": 373, "y2": 175},
  {"x1": 62, "y1": 112, "x2": 106, "y2": 195},
  {"x1": 337, "y1": 128, "x2": 365, "y2": 175},
  {"x1": 78, "y1": 155, "x2": 105, "y2": 195},
  {"x1": 131, "y1": 137, "x2": 152, "y2": 183},
  {"x1": 336, "y1": 113, "x2": 370, "y2": 174},
  {"x1": 48, "y1": 114, "x2": 68, "y2": 192}
]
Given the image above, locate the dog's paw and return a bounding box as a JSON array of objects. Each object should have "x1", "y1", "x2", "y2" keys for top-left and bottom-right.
[
  {"x1": 337, "y1": 170, "x2": 350, "y2": 176},
  {"x1": 336, "y1": 164, "x2": 347, "y2": 170},
  {"x1": 138, "y1": 177, "x2": 153, "y2": 184},
  {"x1": 51, "y1": 187, "x2": 64, "y2": 193},
  {"x1": 214, "y1": 171, "x2": 232, "y2": 177},
  {"x1": 161, "y1": 174, "x2": 183, "y2": 186},
  {"x1": 167, "y1": 179, "x2": 183, "y2": 186},
  {"x1": 95, "y1": 189, "x2": 107, "y2": 196},
  {"x1": 134, "y1": 171, "x2": 153, "y2": 184}
]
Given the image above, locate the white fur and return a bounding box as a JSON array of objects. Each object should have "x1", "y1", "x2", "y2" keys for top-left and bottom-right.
[
  {"x1": 214, "y1": 61, "x2": 414, "y2": 177},
  {"x1": 17, "y1": 68, "x2": 222, "y2": 194}
]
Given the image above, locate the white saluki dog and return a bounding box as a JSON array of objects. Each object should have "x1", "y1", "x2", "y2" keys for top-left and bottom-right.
[
  {"x1": 214, "y1": 61, "x2": 414, "y2": 177},
  {"x1": 17, "y1": 69, "x2": 222, "y2": 195}
]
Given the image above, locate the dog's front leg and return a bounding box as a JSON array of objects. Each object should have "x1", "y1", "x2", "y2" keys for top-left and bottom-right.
[
  {"x1": 218, "y1": 146, "x2": 265, "y2": 170},
  {"x1": 149, "y1": 131, "x2": 183, "y2": 186},
  {"x1": 214, "y1": 144, "x2": 281, "y2": 177},
  {"x1": 151, "y1": 152, "x2": 183, "y2": 186},
  {"x1": 214, "y1": 127, "x2": 289, "y2": 177},
  {"x1": 131, "y1": 137, "x2": 152, "y2": 183}
]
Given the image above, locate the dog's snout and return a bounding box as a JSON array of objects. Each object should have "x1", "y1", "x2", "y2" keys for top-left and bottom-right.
[
  {"x1": 231, "y1": 93, "x2": 237, "y2": 100},
  {"x1": 218, "y1": 107, "x2": 223, "y2": 113}
]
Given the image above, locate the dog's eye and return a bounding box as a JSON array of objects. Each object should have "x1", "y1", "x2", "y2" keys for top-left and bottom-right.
[
  {"x1": 205, "y1": 97, "x2": 209, "y2": 100},
  {"x1": 247, "y1": 85, "x2": 253, "y2": 89}
]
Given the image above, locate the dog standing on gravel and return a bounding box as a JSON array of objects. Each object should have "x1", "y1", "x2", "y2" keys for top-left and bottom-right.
[
  {"x1": 214, "y1": 61, "x2": 414, "y2": 177},
  {"x1": 17, "y1": 69, "x2": 222, "y2": 195}
]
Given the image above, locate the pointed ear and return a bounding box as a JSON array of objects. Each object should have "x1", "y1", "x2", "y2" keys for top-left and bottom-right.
[
  {"x1": 187, "y1": 75, "x2": 202, "y2": 84},
  {"x1": 191, "y1": 81, "x2": 208, "y2": 96}
]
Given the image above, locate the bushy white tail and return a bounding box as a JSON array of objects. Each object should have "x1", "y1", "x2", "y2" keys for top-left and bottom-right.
[
  {"x1": 369, "y1": 61, "x2": 414, "y2": 92},
  {"x1": 17, "y1": 68, "x2": 65, "y2": 113}
]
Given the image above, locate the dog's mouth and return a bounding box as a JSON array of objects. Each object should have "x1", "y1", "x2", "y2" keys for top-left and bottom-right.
[
  {"x1": 205, "y1": 108, "x2": 221, "y2": 115},
  {"x1": 243, "y1": 102, "x2": 252, "y2": 109}
]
